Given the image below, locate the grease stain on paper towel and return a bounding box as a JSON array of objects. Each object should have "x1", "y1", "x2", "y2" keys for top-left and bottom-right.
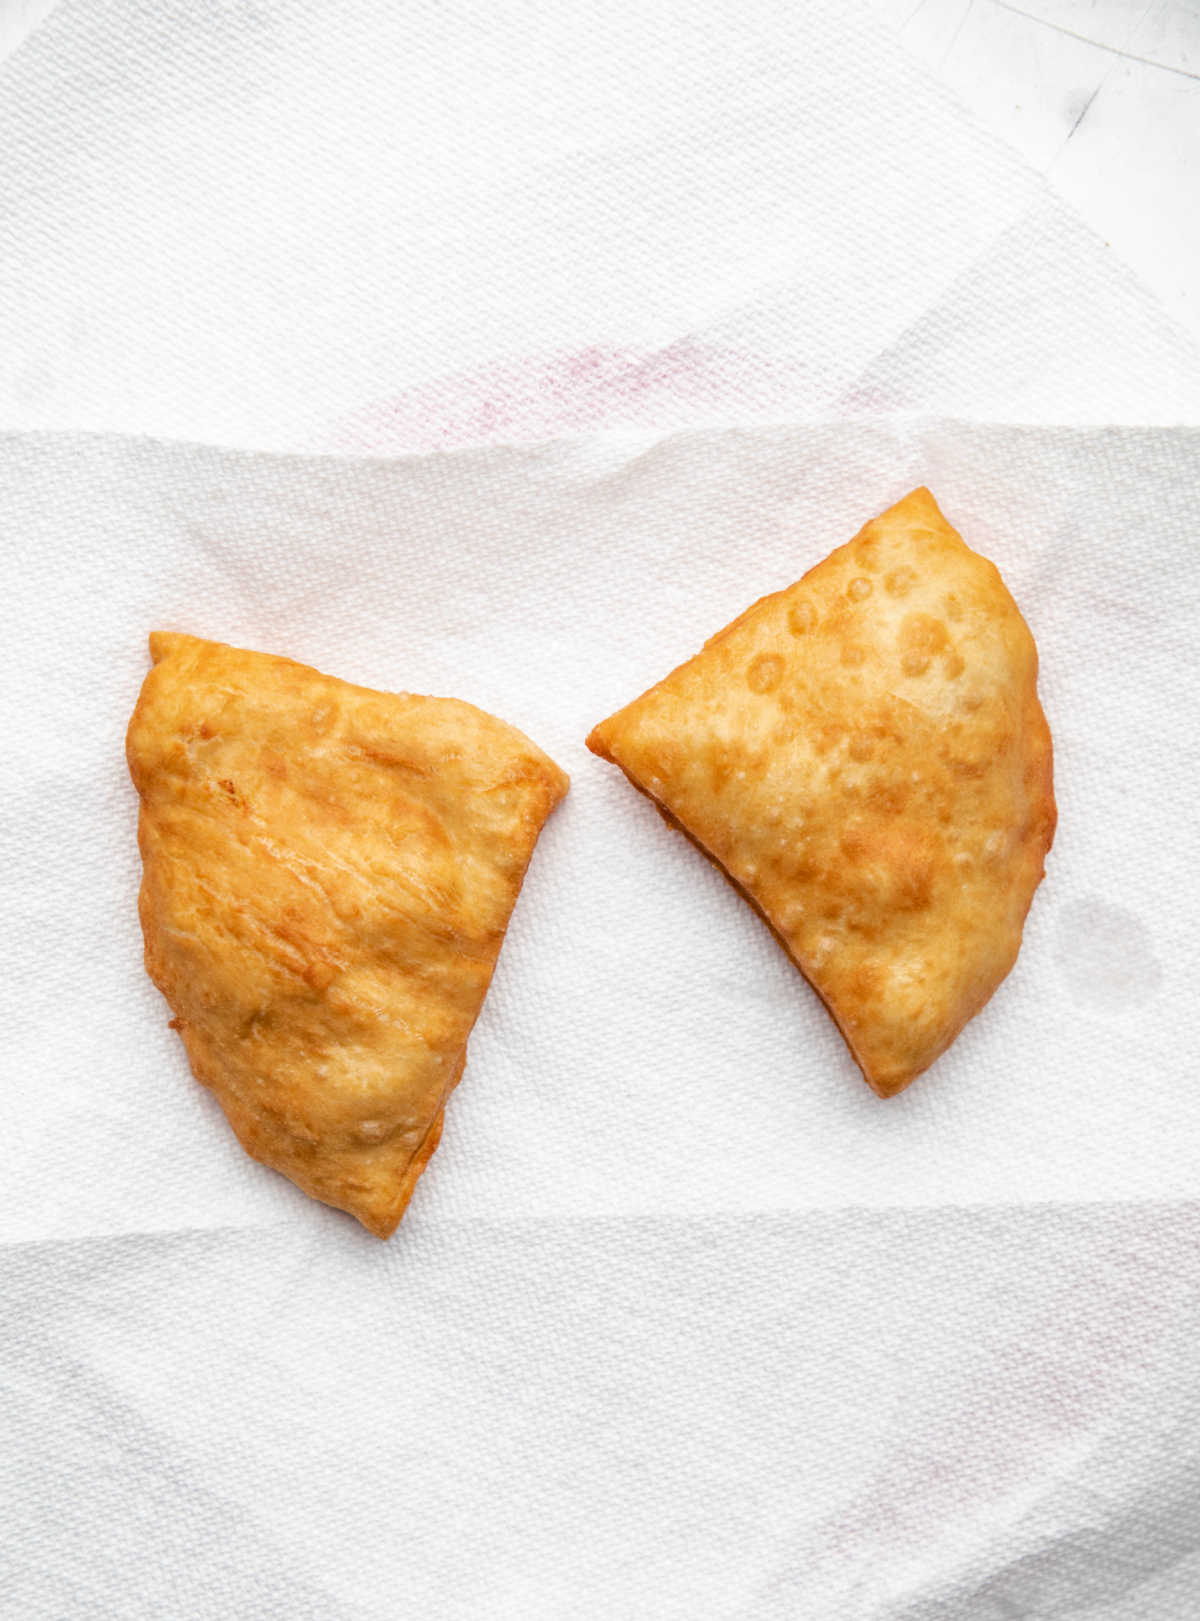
[
  {"x1": 1054, "y1": 897, "x2": 1162, "y2": 1010},
  {"x1": 327, "y1": 342, "x2": 799, "y2": 453}
]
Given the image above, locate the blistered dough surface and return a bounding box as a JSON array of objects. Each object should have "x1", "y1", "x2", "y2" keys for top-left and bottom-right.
[
  {"x1": 128, "y1": 633, "x2": 566, "y2": 1234},
  {"x1": 589, "y1": 489, "x2": 1055, "y2": 1096}
]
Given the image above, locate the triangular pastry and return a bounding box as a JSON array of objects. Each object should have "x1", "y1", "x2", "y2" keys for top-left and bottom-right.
[
  {"x1": 128, "y1": 633, "x2": 567, "y2": 1235},
  {"x1": 588, "y1": 489, "x2": 1054, "y2": 1096}
]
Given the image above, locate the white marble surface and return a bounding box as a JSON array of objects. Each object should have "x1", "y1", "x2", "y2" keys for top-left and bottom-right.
[
  {"x1": 2, "y1": 0, "x2": 1196, "y2": 347},
  {"x1": 873, "y1": 0, "x2": 1199, "y2": 339}
]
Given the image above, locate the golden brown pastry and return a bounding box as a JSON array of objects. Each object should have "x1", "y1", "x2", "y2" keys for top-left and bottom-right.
[
  {"x1": 128, "y1": 633, "x2": 567, "y2": 1236},
  {"x1": 588, "y1": 488, "x2": 1054, "y2": 1097}
]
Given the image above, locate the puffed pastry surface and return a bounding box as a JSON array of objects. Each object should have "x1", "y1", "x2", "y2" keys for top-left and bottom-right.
[
  {"x1": 128, "y1": 633, "x2": 567, "y2": 1236},
  {"x1": 588, "y1": 489, "x2": 1055, "y2": 1096}
]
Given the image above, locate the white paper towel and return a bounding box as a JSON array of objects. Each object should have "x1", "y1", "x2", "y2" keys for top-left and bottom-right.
[
  {"x1": 2, "y1": 422, "x2": 1199, "y2": 1617},
  {"x1": 2, "y1": 0, "x2": 1200, "y2": 454},
  {"x1": 4, "y1": 0, "x2": 1200, "y2": 1614}
]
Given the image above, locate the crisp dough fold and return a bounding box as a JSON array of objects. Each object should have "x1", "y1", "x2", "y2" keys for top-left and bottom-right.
[
  {"x1": 588, "y1": 488, "x2": 1055, "y2": 1096},
  {"x1": 128, "y1": 633, "x2": 567, "y2": 1235}
]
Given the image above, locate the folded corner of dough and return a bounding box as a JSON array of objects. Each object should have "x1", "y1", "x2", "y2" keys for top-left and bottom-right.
[
  {"x1": 588, "y1": 487, "x2": 1055, "y2": 1097},
  {"x1": 127, "y1": 632, "x2": 567, "y2": 1237}
]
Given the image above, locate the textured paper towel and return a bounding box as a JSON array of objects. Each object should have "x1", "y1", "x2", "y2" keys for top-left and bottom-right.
[
  {"x1": 2, "y1": 422, "x2": 1199, "y2": 1616},
  {"x1": 4, "y1": 1, "x2": 1200, "y2": 1613},
  {"x1": 2, "y1": 0, "x2": 1200, "y2": 454}
]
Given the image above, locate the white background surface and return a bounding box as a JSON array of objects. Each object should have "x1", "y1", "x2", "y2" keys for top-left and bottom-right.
[{"x1": 876, "y1": 0, "x2": 1200, "y2": 341}]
